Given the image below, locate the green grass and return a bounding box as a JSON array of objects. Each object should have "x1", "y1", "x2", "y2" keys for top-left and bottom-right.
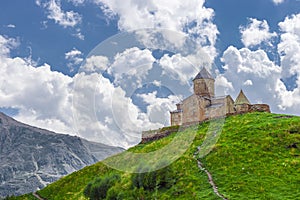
[
  {"x1": 14, "y1": 112, "x2": 300, "y2": 199},
  {"x1": 200, "y1": 113, "x2": 300, "y2": 199}
]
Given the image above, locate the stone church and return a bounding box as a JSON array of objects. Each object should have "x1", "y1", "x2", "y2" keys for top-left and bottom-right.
[{"x1": 170, "y1": 68, "x2": 270, "y2": 126}]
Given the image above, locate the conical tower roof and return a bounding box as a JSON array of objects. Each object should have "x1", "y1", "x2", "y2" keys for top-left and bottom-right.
[
  {"x1": 193, "y1": 67, "x2": 213, "y2": 80},
  {"x1": 235, "y1": 90, "x2": 250, "y2": 105}
]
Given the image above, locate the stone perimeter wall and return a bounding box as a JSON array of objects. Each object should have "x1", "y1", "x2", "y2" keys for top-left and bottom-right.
[
  {"x1": 249, "y1": 104, "x2": 270, "y2": 113},
  {"x1": 141, "y1": 126, "x2": 179, "y2": 143}
]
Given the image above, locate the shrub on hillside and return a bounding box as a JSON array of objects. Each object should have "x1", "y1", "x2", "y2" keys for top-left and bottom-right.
[
  {"x1": 83, "y1": 174, "x2": 121, "y2": 200},
  {"x1": 131, "y1": 165, "x2": 175, "y2": 191}
]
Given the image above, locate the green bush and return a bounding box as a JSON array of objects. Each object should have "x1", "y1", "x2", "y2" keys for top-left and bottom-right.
[
  {"x1": 83, "y1": 174, "x2": 121, "y2": 200},
  {"x1": 131, "y1": 165, "x2": 175, "y2": 191}
]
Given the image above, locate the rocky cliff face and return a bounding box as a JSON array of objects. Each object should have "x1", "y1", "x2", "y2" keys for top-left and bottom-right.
[{"x1": 0, "y1": 112, "x2": 123, "y2": 197}]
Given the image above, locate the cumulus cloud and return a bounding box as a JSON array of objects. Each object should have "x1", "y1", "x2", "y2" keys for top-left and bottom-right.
[
  {"x1": 220, "y1": 46, "x2": 281, "y2": 108},
  {"x1": 109, "y1": 47, "x2": 156, "y2": 88},
  {"x1": 0, "y1": 35, "x2": 19, "y2": 56},
  {"x1": 0, "y1": 36, "x2": 74, "y2": 134},
  {"x1": 278, "y1": 13, "x2": 300, "y2": 78},
  {"x1": 159, "y1": 53, "x2": 198, "y2": 85},
  {"x1": 240, "y1": 18, "x2": 277, "y2": 47},
  {"x1": 81, "y1": 55, "x2": 109, "y2": 73},
  {"x1": 275, "y1": 13, "x2": 300, "y2": 111},
  {"x1": 65, "y1": 48, "x2": 83, "y2": 64},
  {"x1": 65, "y1": 48, "x2": 84, "y2": 71},
  {"x1": 44, "y1": 0, "x2": 82, "y2": 27},
  {"x1": 272, "y1": 0, "x2": 285, "y2": 5},
  {"x1": 157, "y1": 47, "x2": 220, "y2": 97},
  {"x1": 275, "y1": 79, "x2": 300, "y2": 110},
  {"x1": 72, "y1": 72, "x2": 166, "y2": 147},
  {"x1": 137, "y1": 91, "x2": 178, "y2": 125},
  {"x1": 94, "y1": 0, "x2": 219, "y2": 58},
  {"x1": 215, "y1": 75, "x2": 234, "y2": 95}
]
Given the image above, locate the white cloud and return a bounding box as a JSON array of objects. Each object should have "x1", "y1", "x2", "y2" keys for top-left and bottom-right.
[
  {"x1": 137, "y1": 91, "x2": 178, "y2": 125},
  {"x1": 65, "y1": 48, "x2": 84, "y2": 71},
  {"x1": 153, "y1": 80, "x2": 161, "y2": 87},
  {"x1": 109, "y1": 47, "x2": 156, "y2": 88},
  {"x1": 0, "y1": 56, "x2": 74, "y2": 134},
  {"x1": 45, "y1": 0, "x2": 82, "y2": 27},
  {"x1": 240, "y1": 18, "x2": 277, "y2": 47},
  {"x1": 35, "y1": 0, "x2": 41, "y2": 6},
  {"x1": 0, "y1": 35, "x2": 19, "y2": 56},
  {"x1": 274, "y1": 13, "x2": 300, "y2": 111},
  {"x1": 65, "y1": 48, "x2": 83, "y2": 64},
  {"x1": 72, "y1": 30, "x2": 85, "y2": 40},
  {"x1": 272, "y1": 0, "x2": 285, "y2": 5},
  {"x1": 81, "y1": 55, "x2": 109, "y2": 73},
  {"x1": 243, "y1": 80, "x2": 253, "y2": 86},
  {"x1": 278, "y1": 13, "x2": 300, "y2": 78},
  {"x1": 72, "y1": 72, "x2": 165, "y2": 147},
  {"x1": 220, "y1": 45, "x2": 281, "y2": 109},
  {"x1": 7, "y1": 24, "x2": 16, "y2": 28},
  {"x1": 215, "y1": 75, "x2": 234, "y2": 95},
  {"x1": 94, "y1": 0, "x2": 219, "y2": 58},
  {"x1": 159, "y1": 53, "x2": 198, "y2": 85},
  {"x1": 275, "y1": 79, "x2": 300, "y2": 110},
  {"x1": 68, "y1": 0, "x2": 85, "y2": 6},
  {"x1": 222, "y1": 46, "x2": 281, "y2": 78}
]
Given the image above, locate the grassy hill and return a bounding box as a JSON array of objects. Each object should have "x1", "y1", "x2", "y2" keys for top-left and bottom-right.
[{"x1": 12, "y1": 112, "x2": 300, "y2": 199}]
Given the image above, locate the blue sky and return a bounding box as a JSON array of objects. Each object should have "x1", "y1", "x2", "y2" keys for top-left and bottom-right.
[{"x1": 0, "y1": 0, "x2": 299, "y2": 147}]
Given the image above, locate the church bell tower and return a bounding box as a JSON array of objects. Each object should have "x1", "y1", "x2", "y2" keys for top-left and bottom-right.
[{"x1": 193, "y1": 67, "x2": 215, "y2": 98}]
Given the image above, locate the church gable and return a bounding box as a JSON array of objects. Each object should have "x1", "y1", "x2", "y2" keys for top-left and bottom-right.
[{"x1": 235, "y1": 90, "x2": 250, "y2": 105}]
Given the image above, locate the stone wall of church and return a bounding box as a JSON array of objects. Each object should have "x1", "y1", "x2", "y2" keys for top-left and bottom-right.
[
  {"x1": 170, "y1": 111, "x2": 182, "y2": 126},
  {"x1": 193, "y1": 79, "x2": 215, "y2": 97},
  {"x1": 182, "y1": 95, "x2": 210, "y2": 124},
  {"x1": 235, "y1": 104, "x2": 250, "y2": 113},
  {"x1": 225, "y1": 96, "x2": 235, "y2": 114},
  {"x1": 205, "y1": 106, "x2": 226, "y2": 119},
  {"x1": 182, "y1": 95, "x2": 201, "y2": 124},
  {"x1": 205, "y1": 98, "x2": 232, "y2": 119}
]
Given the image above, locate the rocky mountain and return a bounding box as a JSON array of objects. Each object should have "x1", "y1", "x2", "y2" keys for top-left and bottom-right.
[{"x1": 0, "y1": 112, "x2": 124, "y2": 197}]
